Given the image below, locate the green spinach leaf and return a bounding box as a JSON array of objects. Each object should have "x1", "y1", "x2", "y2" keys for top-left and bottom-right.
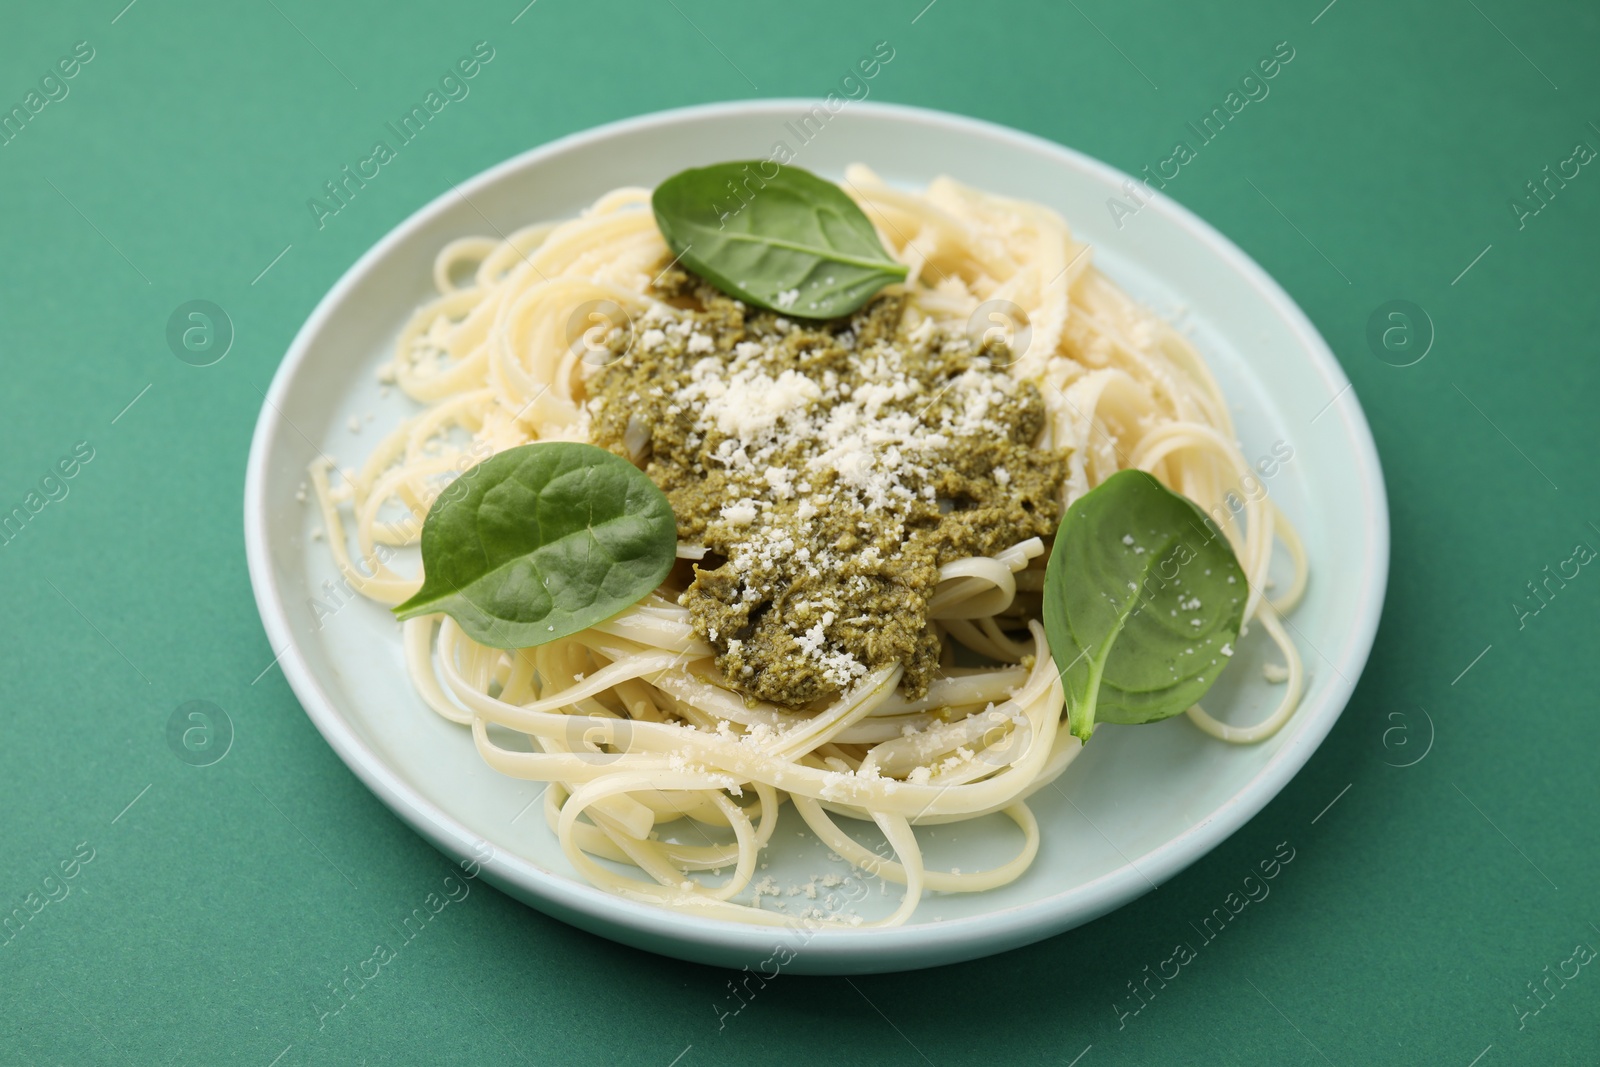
[
  {"x1": 1043, "y1": 470, "x2": 1247, "y2": 741},
  {"x1": 651, "y1": 162, "x2": 907, "y2": 320},
  {"x1": 393, "y1": 442, "x2": 677, "y2": 649}
]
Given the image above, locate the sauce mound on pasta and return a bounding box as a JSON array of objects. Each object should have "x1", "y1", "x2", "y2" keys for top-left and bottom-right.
[{"x1": 588, "y1": 269, "x2": 1066, "y2": 707}]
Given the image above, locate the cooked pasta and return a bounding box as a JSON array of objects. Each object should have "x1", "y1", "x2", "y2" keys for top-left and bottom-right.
[{"x1": 310, "y1": 165, "x2": 1306, "y2": 926}]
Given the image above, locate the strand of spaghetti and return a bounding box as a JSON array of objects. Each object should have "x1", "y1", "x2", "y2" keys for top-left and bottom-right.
[
  {"x1": 870, "y1": 668, "x2": 1030, "y2": 715},
  {"x1": 858, "y1": 704, "x2": 1025, "y2": 779},
  {"x1": 769, "y1": 665, "x2": 903, "y2": 760},
  {"x1": 976, "y1": 617, "x2": 1034, "y2": 662},
  {"x1": 403, "y1": 615, "x2": 472, "y2": 723},
  {"x1": 459, "y1": 642, "x2": 701, "y2": 716},
  {"x1": 586, "y1": 609, "x2": 714, "y2": 656},
  {"x1": 899, "y1": 724, "x2": 1083, "y2": 826},
  {"x1": 309, "y1": 459, "x2": 421, "y2": 603},
  {"x1": 354, "y1": 458, "x2": 454, "y2": 556},
  {"x1": 941, "y1": 617, "x2": 1022, "y2": 663},
  {"x1": 791, "y1": 794, "x2": 1039, "y2": 893},
  {"x1": 433, "y1": 236, "x2": 499, "y2": 294},
  {"x1": 1266, "y1": 498, "x2": 1310, "y2": 614},
  {"x1": 1185, "y1": 602, "x2": 1305, "y2": 743},
  {"x1": 395, "y1": 290, "x2": 493, "y2": 402},
  {"x1": 927, "y1": 557, "x2": 1019, "y2": 619},
  {"x1": 843, "y1": 176, "x2": 1019, "y2": 282},
  {"x1": 475, "y1": 222, "x2": 560, "y2": 287},
  {"x1": 349, "y1": 389, "x2": 483, "y2": 498}
]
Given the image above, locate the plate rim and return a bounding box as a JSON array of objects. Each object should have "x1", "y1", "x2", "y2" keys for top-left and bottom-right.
[{"x1": 243, "y1": 97, "x2": 1390, "y2": 970}]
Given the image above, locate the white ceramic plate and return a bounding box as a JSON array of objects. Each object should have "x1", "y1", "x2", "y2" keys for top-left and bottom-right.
[{"x1": 244, "y1": 100, "x2": 1387, "y2": 974}]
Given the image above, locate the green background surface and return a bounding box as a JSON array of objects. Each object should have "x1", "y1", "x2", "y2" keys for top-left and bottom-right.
[{"x1": 2, "y1": 0, "x2": 1597, "y2": 1063}]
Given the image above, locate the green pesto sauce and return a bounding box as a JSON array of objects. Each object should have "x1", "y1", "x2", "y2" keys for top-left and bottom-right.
[{"x1": 588, "y1": 270, "x2": 1066, "y2": 708}]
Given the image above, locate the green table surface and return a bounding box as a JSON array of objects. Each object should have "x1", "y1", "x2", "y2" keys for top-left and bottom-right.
[{"x1": 4, "y1": 1, "x2": 1597, "y2": 1063}]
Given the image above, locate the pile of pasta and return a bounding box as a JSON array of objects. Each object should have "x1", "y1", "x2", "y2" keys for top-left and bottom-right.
[{"x1": 311, "y1": 168, "x2": 1306, "y2": 926}]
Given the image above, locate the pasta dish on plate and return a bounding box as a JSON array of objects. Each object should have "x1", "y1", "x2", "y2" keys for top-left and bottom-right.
[{"x1": 310, "y1": 161, "x2": 1307, "y2": 927}]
